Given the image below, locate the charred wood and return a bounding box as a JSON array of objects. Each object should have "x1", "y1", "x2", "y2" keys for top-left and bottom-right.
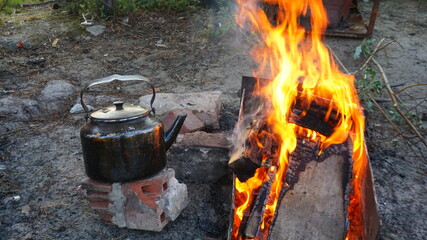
[{"x1": 243, "y1": 170, "x2": 274, "y2": 238}]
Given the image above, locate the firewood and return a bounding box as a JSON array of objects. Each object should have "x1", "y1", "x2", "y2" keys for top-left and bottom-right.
[
  {"x1": 243, "y1": 175, "x2": 273, "y2": 238},
  {"x1": 241, "y1": 76, "x2": 341, "y2": 136}
]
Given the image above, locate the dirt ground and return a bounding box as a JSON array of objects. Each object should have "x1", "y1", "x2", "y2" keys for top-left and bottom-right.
[{"x1": 0, "y1": 0, "x2": 426, "y2": 239}]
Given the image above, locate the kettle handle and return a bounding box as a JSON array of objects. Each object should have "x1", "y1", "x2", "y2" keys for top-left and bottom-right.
[{"x1": 80, "y1": 74, "x2": 156, "y2": 116}]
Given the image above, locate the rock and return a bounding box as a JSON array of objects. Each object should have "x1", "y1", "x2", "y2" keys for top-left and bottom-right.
[
  {"x1": 0, "y1": 96, "x2": 43, "y2": 120},
  {"x1": 162, "y1": 109, "x2": 204, "y2": 134},
  {"x1": 140, "y1": 91, "x2": 222, "y2": 129},
  {"x1": 70, "y1": 103, "x2": 94, "y2": 113},
  {"x1": 167, "y1": 145, "x2": 229, "y2": 183},
  {"x1": 21, "y1": 205, "x2": 30, "y2": 214},
  {"x1": 0, "y1": 36, "x2": 33, "y2": 50},
  {"x1": 39, "y1": 80, "x2": 77, "y2": 114},
  {"x1": 86, "y1": 25, "x2": 106, "y2": 36},
  {"x1": 76, "y1": 95, "x2": 127, "y2": 110}
]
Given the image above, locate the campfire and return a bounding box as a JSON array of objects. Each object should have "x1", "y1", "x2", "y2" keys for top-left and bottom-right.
[{"x1": 228, "y1": 0, "x2": 380, "y2": 239}]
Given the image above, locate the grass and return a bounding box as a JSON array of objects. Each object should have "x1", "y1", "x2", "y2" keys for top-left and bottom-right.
[
  {"x1": 66, "y1": 0, "x2": 202, "y2": 19},
  {"x1": 0, "y1": 0, "x2": 40, "y2": 14}
]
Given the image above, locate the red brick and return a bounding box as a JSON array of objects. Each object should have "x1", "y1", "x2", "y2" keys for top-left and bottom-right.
[
  {"x1": 95, "y1": 210, "x2": 114, "y2": 224},
  {"x1": 179, "y1": 131, "x2": 230, "y2": 149},
  {"x1": 82, "y1": 179, "x2": 112, "y2": 193},
  {"x1": 141, "y1": 184, "x2": 163, "y2": 195},
  {"x1": 88, "y1": 200, "x2": 110, "y2": 210},
  {"x1": 194, "y1": 112, "x2": 219, "y2": 129},
  {"x1": 81, "y1": 168, "x2": 187, "y2": 232},
  {"x1": 123, "y1": 169, "x2": 174, "y2": 210},
  {"x1": 86, "y1": 191, "x2": 109, "y2": 201},
  {"x1": 162, "y1": 109, "x2": 204, "y2": 134},
  {"x1": 140, "y1": 91, "x2": 221, "y2": 130}
]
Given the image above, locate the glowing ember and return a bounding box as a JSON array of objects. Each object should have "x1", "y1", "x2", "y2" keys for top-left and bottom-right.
[{"x1": 230, "y1": 0, "x2": 368, "y2": 239}]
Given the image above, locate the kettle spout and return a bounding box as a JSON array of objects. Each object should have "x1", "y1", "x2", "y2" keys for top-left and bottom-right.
[{"x1": 164, "y1": 114, "x2": 187, "y2": 150}]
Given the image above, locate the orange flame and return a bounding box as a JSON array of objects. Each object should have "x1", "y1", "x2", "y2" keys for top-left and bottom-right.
[{"x1": 232, "y1": 0, "x2": 368, "y2": 239}]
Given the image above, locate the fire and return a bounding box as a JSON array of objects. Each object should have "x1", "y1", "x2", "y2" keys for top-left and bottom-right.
[{"x1": 231, "y1": 0, "x2": 368, "y2": 239}]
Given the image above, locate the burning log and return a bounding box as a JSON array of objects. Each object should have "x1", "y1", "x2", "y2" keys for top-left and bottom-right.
[
  {"x1": 289, "y1": 95, "x2": 341, "y2": 137},
  {"x1": 240, "y1": 76, "x2": 341, "y2": 136},
  {"x1": 242, "y1": 168, "x2": 274, "y2": 238},
  {"x1": 228, "y1": 92, "x2": 279, "y2": 182},
  {"x1": 230, "y1": 76, "x2": 342, "y2": 182}
]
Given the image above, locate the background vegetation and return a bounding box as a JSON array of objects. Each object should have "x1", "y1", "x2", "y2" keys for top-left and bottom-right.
[{"x1": 66, "y1": 0, "x2": 202, "y2": 17}]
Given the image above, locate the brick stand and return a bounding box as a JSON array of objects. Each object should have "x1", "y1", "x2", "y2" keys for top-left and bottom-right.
[{"x1": 82, "y1": 168, "x2": 188, "y2": 232}]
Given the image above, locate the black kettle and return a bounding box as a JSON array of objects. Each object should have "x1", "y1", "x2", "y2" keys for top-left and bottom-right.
[{"x1": 80, "y1": 74, "x2": 186, "y2": 182}]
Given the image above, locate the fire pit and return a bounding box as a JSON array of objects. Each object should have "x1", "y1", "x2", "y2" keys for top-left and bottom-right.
[
  {"x1": 228, "y1": 76, "x2": 380, "y2": 239},
  {"x1": 228, "y1": 0, "x2": 381, "y2": 239}
]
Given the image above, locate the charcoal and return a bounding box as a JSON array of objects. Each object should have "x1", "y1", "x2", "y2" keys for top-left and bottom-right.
[{"x1": 228, "y1": 158, "x2": 261, "y2": 182}]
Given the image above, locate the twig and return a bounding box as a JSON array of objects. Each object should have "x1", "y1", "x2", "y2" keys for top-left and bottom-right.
[
  {"x1": 175, "y1": 74, "x2": 183, "y2": 82},
  {"x1": 117, "y1": 20, "x2": 131, "y2": 27},
  {"x1": 369, "y1": 95, "x2": 425, "y2": 158},
  {"x1": 395, "y1": 83, "x2": 427, "y2": 94},
  {"x1": 352, "y1": 38, "x2": 386, "y2": 75},
  {"x1": 372, "y1": 58, "x2": 427, "y2": 147},
  {"x1": 373, "y1": 97, "x2": 391, "y2": 102},
  {"x1": 326, "y1": 45, "x2": 350, "y2": 74},
  {"x1": 368, "y1": 94, "x2": 404, "y2": 138},
  {"x1": 389, "y1": 82, "x2": 406, "y2": 88}
]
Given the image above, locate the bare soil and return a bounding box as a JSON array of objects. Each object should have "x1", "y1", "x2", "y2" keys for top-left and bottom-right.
[{"x1": 0, "y1": 0, "x2": 426, "y2": 239}]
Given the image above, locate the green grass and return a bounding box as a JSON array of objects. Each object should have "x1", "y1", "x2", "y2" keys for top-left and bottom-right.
[
  {"x1": 66, "y1": 0, "x2": 201, "y2": 18},
  {"x1": 0, "y1": 0, "x2": 40, "y2": 14}
]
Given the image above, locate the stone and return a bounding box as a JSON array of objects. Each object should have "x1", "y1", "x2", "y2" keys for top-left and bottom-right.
[
  {"x1": 70, "y1": 103, "x2": 94, "y2": 113},
  {"x1": 86, "y1": 25, "x2": 106, "y2": 36},
  {"x1": 0, "y1": 96, "x2": 42, "y2": 120},
  {"x1": 82, "y1": 168, "x2": 188, "y2": 232},
  {"x1": 39, "y1": 80, "x2": 77, "y2": 113},
  {"x1": 21, "y1": 205, "x2": 30, "y2": 214},
  {"x1": 179, "y1": 131, "x2": 230, "y2": 149},
  {"x1": 269, "y1": 155, "x2": 346, "y2": 240},
  {"x1": 0, "y1": 36, "x2": 33, "y2": 50},
  {"x1": 162, "y1": 109, "x2": 204, "y2": 134},
  {"x1": 140, "y1": 91, "x2": 221, "y2": 129},
  {"x1": 167, "y1": 145, "x2": 229, "y2": 183}
]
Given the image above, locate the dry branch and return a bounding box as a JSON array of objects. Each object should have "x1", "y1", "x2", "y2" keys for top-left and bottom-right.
[
  {"x1": 368, "y1": 94, "x2": 404, "y2": 138},
  {"x1": 395, "y1": 83, "x2": 427, "y2": 94},
  {"x1": 351, "y1": 38, "x2": 396, "y2": 75},
  {"x1": 372, "y1": 58, "x2": 427, "y2": 147}
]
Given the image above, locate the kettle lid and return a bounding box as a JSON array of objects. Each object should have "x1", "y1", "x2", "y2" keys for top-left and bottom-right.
[{"x1": 90, "y1": 101, "x2": 150, "y2": 122}]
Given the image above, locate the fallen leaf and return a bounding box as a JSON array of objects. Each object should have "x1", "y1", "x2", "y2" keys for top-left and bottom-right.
[{"x1": 52, "y1": 38, "x2": 60, "y2": 48}]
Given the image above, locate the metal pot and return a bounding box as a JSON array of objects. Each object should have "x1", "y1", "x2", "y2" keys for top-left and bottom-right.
[{"x1": 80, "y1": 74, "x2": 187, "y2": 183}]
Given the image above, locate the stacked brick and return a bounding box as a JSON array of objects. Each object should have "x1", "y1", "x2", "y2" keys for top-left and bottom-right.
[{"x1": 82, "y1": 168, "x2": 188, "y2": 231}]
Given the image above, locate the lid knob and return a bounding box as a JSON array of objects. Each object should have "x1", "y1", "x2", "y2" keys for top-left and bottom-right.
[{"x1": 113, "y1": 101, "x2": 124, "y2": 110}]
